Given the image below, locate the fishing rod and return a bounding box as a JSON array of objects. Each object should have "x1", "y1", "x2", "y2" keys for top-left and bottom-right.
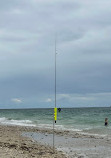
[{"x1": 53, "y1": 37, "x2": 57, "y2": 151}]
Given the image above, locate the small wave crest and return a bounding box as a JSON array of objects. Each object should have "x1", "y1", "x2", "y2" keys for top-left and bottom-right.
[
  {"x1": 37, "y1": 123, "x2": 82, "y2": 132},
  {"x1": 0, "y1": 117, "x2": 85, "y2": 133},
  {"x1": 0, "y1": 117, "x2": 36, "y2": 127}
]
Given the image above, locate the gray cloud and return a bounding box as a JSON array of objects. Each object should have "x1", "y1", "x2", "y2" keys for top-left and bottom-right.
[{"x1": 0, "y1": 0, "x2": 111, "y2": 108}]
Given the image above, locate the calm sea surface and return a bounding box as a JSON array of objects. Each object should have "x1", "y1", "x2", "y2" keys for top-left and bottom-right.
[{"x1": 0, "y1": 107, "x2": 111, "y2": 135}]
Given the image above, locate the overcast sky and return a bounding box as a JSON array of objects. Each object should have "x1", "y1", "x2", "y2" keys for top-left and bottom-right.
[{"x1": 0, "y1": 0, "x2": 111, "y2": 108}]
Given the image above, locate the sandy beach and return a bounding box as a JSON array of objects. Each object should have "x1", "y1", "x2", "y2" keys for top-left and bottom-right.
[
  {"x1": 0, "y1": 125, "x2": 66, "y2": 158},
  {"x1": 0, "y1": 125, "x2": 111, "y2": 158}
]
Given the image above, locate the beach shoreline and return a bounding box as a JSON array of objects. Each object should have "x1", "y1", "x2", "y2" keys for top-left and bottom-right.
[
  {"x1": 0, "y1": 124, "x2": 111, "y2": 158},
  {"x1": 0, "y1": 125, "x2": 67, "y2": 158}
]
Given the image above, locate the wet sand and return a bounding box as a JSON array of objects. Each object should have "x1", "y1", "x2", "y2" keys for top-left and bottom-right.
[
  {"x1": 0, "y1": 125, "x2": 111, "y2": 158},
  {"x1": 0, "y1": 125, "x2": 66, "y2": 158},
  {"x1": 22, "y1": 130, "x2": 111, "y2": 158}
]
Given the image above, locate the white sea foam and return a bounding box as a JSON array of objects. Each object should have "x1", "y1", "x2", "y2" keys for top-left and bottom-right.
[
  {"x1": 0, "y1": 117, "x2": 81, "y2": 131},
  {"x1": 0, "y1": 117, "x2": 7, "y2": 122},
  {"x1": 0, "y1": 117, "x2": 36, "y2": 127},
  {"x1": 0, "y1": 117, "x2": 101, "y2": 135},
  {"x1": 36, "y1": 123, "x2": 82, "y2": 132},
  {"x1": 0, "y1": 118, "x2": 107, "y2": 137},
  {"x1": 79, "y1": 132, "x2": 107, "y2": 137}
]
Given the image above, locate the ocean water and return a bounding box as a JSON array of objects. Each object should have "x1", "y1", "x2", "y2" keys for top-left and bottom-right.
[{"x1": 0, "y1": 107, "x2": 111, "y2": 136}]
